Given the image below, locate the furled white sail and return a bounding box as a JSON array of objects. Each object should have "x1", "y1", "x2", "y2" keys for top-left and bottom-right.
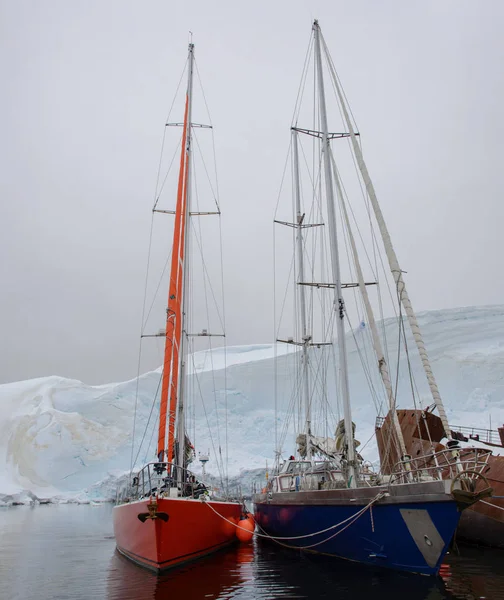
[
  {"x1": 330, "y1": 149, "x2": 408, "y2": 459},
  {"x1": 322, "y1": 38, "x2": 451, "y2": 440}
]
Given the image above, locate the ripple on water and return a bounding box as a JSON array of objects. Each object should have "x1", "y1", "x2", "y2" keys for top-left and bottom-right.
[{"x1": 1, "y1": 505, "x2": 504, "y2": 600}]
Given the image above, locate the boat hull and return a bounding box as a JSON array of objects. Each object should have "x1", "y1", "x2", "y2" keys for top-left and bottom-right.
[
  {"x1": 253, "y1": 481, "x2": 461, "y2": 575},
  {"x1": 457, "y1": 501, "x2": 504, "y2": 548},
  {"x1": 376, "y1": 409, "x2": 504, "y2": 548},
  {"x1": 113, "y1": 497, "x2": 242, "y2": 572}
]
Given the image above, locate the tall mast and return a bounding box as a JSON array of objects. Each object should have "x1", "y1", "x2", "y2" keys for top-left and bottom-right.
[
  {"x1": 292, "y1": 129, "x2": 312, "y2": 458},
  {"x1": 322, "y1": 40, "x2": 451, "y2": 441},
  {"x1": 175, "y1": 42, "x2": 195, "y2": 476},
  {"x1": 313, "y1": 20, "x2": 357, "y2": 486},
  {"x1": 329, "y1": 149, "x2": 409, "y2": 462},
  {"x1": 157, "y1": 43, "x2": 194, "y2": 466}
]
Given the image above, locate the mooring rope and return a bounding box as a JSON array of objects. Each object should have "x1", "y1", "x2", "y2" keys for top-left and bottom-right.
[
  {"x1": 480, "y1": 499, "x2": 504, "y2": 512},
  {"x1": 202, "y1": 492, "x2": 386, "y2": 545}
]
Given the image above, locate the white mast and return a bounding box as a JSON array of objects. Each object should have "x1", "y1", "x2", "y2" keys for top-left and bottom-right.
[
  {"x1": 176, "y1": 42, "x2": 195, "y2": 479},
  {"x1": 322, "y1": 40, "x2": 451, "y2": 440},
  {"x1": 292, "y1": 129, "x2": 312, "y2": 458},
  {"x1": 313, "y1": 20, "x2": 357, "y2": 486},
  {"x1": 330, "y1": 149, "x2": 409, "y2": 462}
]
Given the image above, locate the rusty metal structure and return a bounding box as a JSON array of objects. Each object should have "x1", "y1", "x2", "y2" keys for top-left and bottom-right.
[{"x1": 376, "y1": 410, "x2": 504, "y2": 547}]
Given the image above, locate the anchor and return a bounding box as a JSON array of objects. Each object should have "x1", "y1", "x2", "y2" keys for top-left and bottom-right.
[
  {"x1": 137, "y1": 500, "x2": 169, "y2": 523},
  {"x1": 450, "y1": 470, "x2": 493, "y2": 509}
]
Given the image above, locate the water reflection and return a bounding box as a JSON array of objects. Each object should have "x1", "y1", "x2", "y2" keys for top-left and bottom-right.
[
  {"x1": 441, "y1": 545, "x2": 504, "y2": 600},
  {"x1": 1, "y1": 505, "x2": 503, "y2": 600},
  {"x1": 107, "y1": 544, "x2": 254, "y2": 599},
  {"x1": 106, "y1": 539, "x2": 461, "y2": 600}
]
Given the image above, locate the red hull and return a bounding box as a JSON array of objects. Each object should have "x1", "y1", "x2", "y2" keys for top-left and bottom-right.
[{"x1": 113, "y1": 497, "x2": 242, "y2": 572}]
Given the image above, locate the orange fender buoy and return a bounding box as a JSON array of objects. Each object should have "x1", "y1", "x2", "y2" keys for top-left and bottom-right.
[
  {"x1": 222, "y1": 516, "x2": 237, "y2": 537},
  {"x1": 236, "y1": 517, "x2": 254, "y2": 543}
]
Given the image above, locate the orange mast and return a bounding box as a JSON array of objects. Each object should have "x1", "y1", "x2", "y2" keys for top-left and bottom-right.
[{"x1": 157, "y1": 95, "x2": 189, "y2": 461}]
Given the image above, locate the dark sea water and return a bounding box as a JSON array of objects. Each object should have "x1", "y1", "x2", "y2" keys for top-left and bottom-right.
[{"x1": 1, "y1": 504, "x2": 503, "y2": 600}]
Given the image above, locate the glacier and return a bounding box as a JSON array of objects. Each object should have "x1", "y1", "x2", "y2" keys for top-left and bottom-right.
[{"x1": 1, "y1": 305, "x2": 504, "y2": 506}]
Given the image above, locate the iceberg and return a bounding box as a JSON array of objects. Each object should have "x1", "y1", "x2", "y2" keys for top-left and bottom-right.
[{"x1": 1, "y1": 305, "x2": 504, "y2": 505}]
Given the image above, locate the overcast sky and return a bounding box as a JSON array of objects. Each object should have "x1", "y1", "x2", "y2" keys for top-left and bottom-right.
[{"x1": 1, "y1": 0, "x2": 503, "y2": 385}]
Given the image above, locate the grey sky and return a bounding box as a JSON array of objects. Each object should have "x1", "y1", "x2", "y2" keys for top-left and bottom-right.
[{"x1": 1, "y1": 0, "x2": 503, "y2": 385}]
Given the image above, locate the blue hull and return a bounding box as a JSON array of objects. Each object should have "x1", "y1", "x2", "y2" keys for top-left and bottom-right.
[{"x1": 254, "y1": 498, "x2": 460, "y2": 575}]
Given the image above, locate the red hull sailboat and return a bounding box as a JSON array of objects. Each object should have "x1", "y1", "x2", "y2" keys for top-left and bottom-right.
[
  {"x1": 114, "y1": 497, "x2": 241, "y2": 572},
  {"x1": 113, "y1": 40, "x2": 242, "y2": 573}
]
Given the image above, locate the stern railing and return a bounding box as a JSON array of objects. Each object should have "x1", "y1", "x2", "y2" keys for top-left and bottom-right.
[{"x1": 389, "y1": 447, "x2": 492, "y2": 486}]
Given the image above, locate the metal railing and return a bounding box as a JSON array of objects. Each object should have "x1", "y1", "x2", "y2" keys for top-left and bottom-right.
[
  {"x1": 116, "y1": 462, "x2": 209, "y2": 504},
  {"x1": 450, "y1": 425, "x2": 502, "y2": 446},
  {"x1": 375, "y1": 415, "x2": 502, "y2": 446},
  {"x1": 389, "y1": 447, "x2": 492, "y2": 486}
]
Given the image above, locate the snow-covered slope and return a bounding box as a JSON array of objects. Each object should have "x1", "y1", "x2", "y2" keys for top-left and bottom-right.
[{"x1": 1, "y1": 305, "x2": 504, "y2": 504}]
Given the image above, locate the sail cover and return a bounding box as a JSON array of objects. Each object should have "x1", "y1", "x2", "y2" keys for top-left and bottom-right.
[{"x1": 296, "y1": 420, "x2": 361, "y2": 460}]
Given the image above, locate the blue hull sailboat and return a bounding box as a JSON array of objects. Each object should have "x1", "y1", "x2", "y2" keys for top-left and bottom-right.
[{"x1": 253, "y1": 20, "x2": 491, "y2": 576}]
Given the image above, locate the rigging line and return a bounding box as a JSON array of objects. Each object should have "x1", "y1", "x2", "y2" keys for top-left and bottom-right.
[
  {"x1": 358, "y1": 428, "x2": 379, "y2": 454},
  {"x1": 296, "y1": 138, "x2": 326, "y2": 312},
  {"x1": 315, "y1": 348, "x2": 339, "y2": 427},
  {"x1": 480, "y1": 500, "x2": 504, "y2": 512},
  {"x1": 153, "y1": 128, "x2": 168, "y2": 210},
  {"x1": 399, "y1": 297, "x2": 419, "y2": 410},
  {"x1": 273, "y1": 139, "x2": 293, "y2": 220},
  {"x1": 193, "y1": 58, "x2": 224, "y2": 227},
  {"x1": 194, "y1": 58, "x2": 213, "y2": 127},
  {"x1": 336, "y1": 179, "x2": 386, "y2": 413},
  {"x1": 194, "y1": 59, "x2": 223, "y2": 212},
  {"x1": 273, "y1": 220, "x2": 278, "y2": 458},
  {"x1": 132, "y1": 372, "x2": 163, "y2": 472},
  {"x1": 146, "y1": 412, "x2": 160, "y2": 459},
  {"x1": 278, "y1": 356, "x2": 304, "y2": 455},
  {"x1": 188, "y1": 217, "x2": 226, "y2": 333},
  {"x1": 393, "y1": 294, "x2": 403, "y2": 402},
  {"x1": 334, "y1": 161, "x2": 379, "y2": 282},
  {"x1": 290, "y1": 149, "x2": 300, "y2": 437},
  {"x1": 217, "y1": 216, "x2": 229, "y2": 490},
  {"x1": 153, "y1": 138, "x2": 183, "y2": 209},
  {"x1": 281, "y1": 353, "x2": 302, "y2": 449},
  {"x1": 331, "y1": 344, "x2": 341, "y2": 424},
  {"x1": 316, "y1": 304, "x2": 339, "y2": 424},
  {"x1": 190, "y1": 351, "x2": 225, "y2": 489},
  {"x1": 305, "y1": 348, "x2": 331, "y2": 434},
  {"x1": 275, "y1": 249, "x2": 297, "y2": 342},
  {"x1": 142, "y1": 247, "x2": 173, "y2": 333},
  {"x1": 153, "y1": 59, "x2": 189, "y2": 206},
  {"x1": 347, "y1": 314, "x2": 385, "y2": 416},
  {"x1": 298, "y1": 136, "x2": 325, "y2": 260},
  {"x1": 193, "y1": 160, "x2": 223, "y2": 470},
  {"x1": 192, "y1": 128, "x2": 219, "y2": 209},
  {"x1": 210, "y1": 130, "x2": 221, "y2": 213},
  {"x1": 276, "y1": 349, "x2": 302, "y2": 451},
  {"x1": 321, "y1": 35, "x2": 398, "y2": 366},
  {"x1": 130, "y1": 211, "x2": 156, "y2": 477},
  {"x1": 320, "y1": 32, "x2": 360, "y2": 140},
  {"x1": 379, "y1": 294, "x2": 404, "y2": 468},
  {"x1": 291, "y1": 33, "x2": 315, "y2": 127}
]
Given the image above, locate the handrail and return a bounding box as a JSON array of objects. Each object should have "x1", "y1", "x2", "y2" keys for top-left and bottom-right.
[
  {"x1": 450, "y1": 425, "x2": 502, "y2": 446},
  {"x1": 375, "y1": 415, "x2": 502, "y2": 446},
  {"x1": 116, "y1": 461, "x2": 208, "y2": 503},
  {"x1": 389, "y1": 447, "x2": 492, "y2": 485},
  {"x1": 116, "y1": 461, "x2": 242, "y2": 504}
]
